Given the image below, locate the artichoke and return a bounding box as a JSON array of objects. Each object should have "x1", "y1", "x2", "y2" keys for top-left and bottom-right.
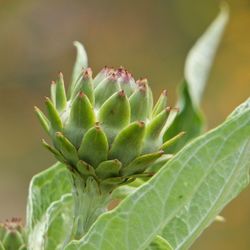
[
  {"x1": 35, "y1": 44, "x2": 181, "y2": 193},
  {"x1": 0, "y1": 218, "x2": 27, "y2": 250}
]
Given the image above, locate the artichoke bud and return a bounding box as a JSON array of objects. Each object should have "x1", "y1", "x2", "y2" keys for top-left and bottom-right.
[
  {"x1": 94, "y1": 73, "x2": 120, "y2": 107},
  {"x1": 36, "y1": 44, "x2": 182, "y2": 191},
  {"x1": 0, "y1": 218, "x2": 26, "y2": 250}
]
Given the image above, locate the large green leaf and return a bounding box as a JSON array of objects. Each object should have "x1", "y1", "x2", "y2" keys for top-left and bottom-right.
[
  {"x1": 65, "y1": 99, "x2": 250, "y2": 250},
  {"x1": 26, "y1": 162, "x2": 72, "y2": 231},
  {"x1": 164, "y1": 6, "x2": 229, "y2": 152},
  {"x1": 28, "y1": 194, "x2": 73, "y2": 250}
]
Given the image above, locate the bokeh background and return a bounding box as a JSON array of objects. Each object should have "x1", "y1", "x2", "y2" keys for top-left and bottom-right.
[{"x1": 0, "y1": 0, "x2": 249, "y2": 249}]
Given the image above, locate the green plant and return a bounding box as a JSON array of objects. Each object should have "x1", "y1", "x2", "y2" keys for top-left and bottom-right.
[{"x1": 1, "y1": 6, "x2": 250, "y2": 250}]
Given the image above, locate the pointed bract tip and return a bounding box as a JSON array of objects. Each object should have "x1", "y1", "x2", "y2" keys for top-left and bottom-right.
[
  {"x1": 51, "y1": 80, "x2": 56, "y2": 85},
  {"x1": 34, "y1": 106, "x2": 39, "y2": 111},
  {"x1": 58, "y1": 71, "x2": 64, "y2": 78},
  {"x1": 138, "y1": 84, "x2": 147, "y2": 93},
  {"x1": 83, "y1": 67, "x2": 93, "y2": 79},
  {"x1": 44, "y1": 96, "x2": 50, "y2": 102},
  {"x1": 137, "y1": 121, "x2": 145, "y2": 127},
  {"x1": 162, "y1": 89, "x2": 167, "y2": 96},
  {"x1": 55, "y1": 131, "x2": 63, "y2": 137},
  {"x1": 166, "y1": 106, "x2": 171, "y2": 112},
  {"x1": 109, "y1": 72, "x2": 118, "y2": 82},
  {"x1": 78, "y1": 91, "x2": 85, "y2": 98},
  {"x1": 118, "y1": 89, "x2": 126, "y2": 97},
  {"x1": 95, "y1": 125, "x2": 101, "y2": 131},
  {"x1": 136, "y1": 78, "x2": 148, "y2": 86},
  {"x1": 179, "y1": 131, "x2": 186, "y2": 136},
  {"x1": 171, "y1": 107, "x2": 180, "y2": 113}
]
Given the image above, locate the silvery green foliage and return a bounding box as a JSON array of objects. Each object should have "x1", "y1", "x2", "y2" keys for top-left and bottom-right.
[{"x1": 23, "y1": 5, "x2": 250, "y2": 250}]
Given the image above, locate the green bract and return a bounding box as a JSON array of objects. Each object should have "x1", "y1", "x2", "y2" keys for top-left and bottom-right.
[{"x1": 36, "y1": 64, "x2": 180, "y2": 192}]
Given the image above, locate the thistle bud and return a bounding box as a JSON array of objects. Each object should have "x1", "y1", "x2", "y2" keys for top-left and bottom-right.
[{"x1": 36, "y1": 48, "x2": 181, "y2": 192}]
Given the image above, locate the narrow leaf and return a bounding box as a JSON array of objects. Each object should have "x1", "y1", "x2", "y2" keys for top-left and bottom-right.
[
  {"x1": 70, "y1": 41, "x2": 88, "y2": 96},
  {"x1": 164, "y1": 6, "x2": 229, "y2": 152}
]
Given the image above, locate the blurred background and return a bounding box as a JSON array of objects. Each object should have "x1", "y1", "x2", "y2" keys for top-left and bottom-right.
[{"x1": 0, "y1": 0, "x2": 249, "y2": 249}]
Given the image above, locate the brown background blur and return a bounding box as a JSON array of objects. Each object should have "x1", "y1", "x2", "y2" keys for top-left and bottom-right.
[{"x1": 0, "y1": 0, "x2": 249, "y2": 249}]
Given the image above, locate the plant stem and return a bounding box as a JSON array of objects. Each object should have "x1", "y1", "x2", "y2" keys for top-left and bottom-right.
[{"x1": 70, "y1": 172, "x2": 110, "y2": 240}]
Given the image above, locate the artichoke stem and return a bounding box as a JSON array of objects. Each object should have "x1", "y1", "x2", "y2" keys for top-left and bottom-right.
[{"x1": 70, "y1": 172, "x2": 110, "y2": 240}]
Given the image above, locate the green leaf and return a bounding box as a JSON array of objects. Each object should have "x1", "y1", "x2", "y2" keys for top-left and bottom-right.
[
  {"x1": 70, "y1": 41, "x2": 88, "y2": 96},
  {"x1": 65, "y1": 98, "x2": 250, "y2": 250},
  {"x1": 161, "y1": 98, "x2": 250, "y2": 249},
  {"x1": 164, "y1": 6, "x2": 229, "y2": 152},
  {"x1": 26, "y1": 162, "x2": 72, "y2": 231},
  {"x1": 227, "y1": 97, "x2": 250, "y2": 120},
  {"x1": 28, "y1": 194, "x2": 73, "y2": 250},
  {"x1": 111, "y1": 185, "x2": 137, "y2": 200},
  {"x1": 146, "y1": 236, "x2": 173, "y2": 250}
]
